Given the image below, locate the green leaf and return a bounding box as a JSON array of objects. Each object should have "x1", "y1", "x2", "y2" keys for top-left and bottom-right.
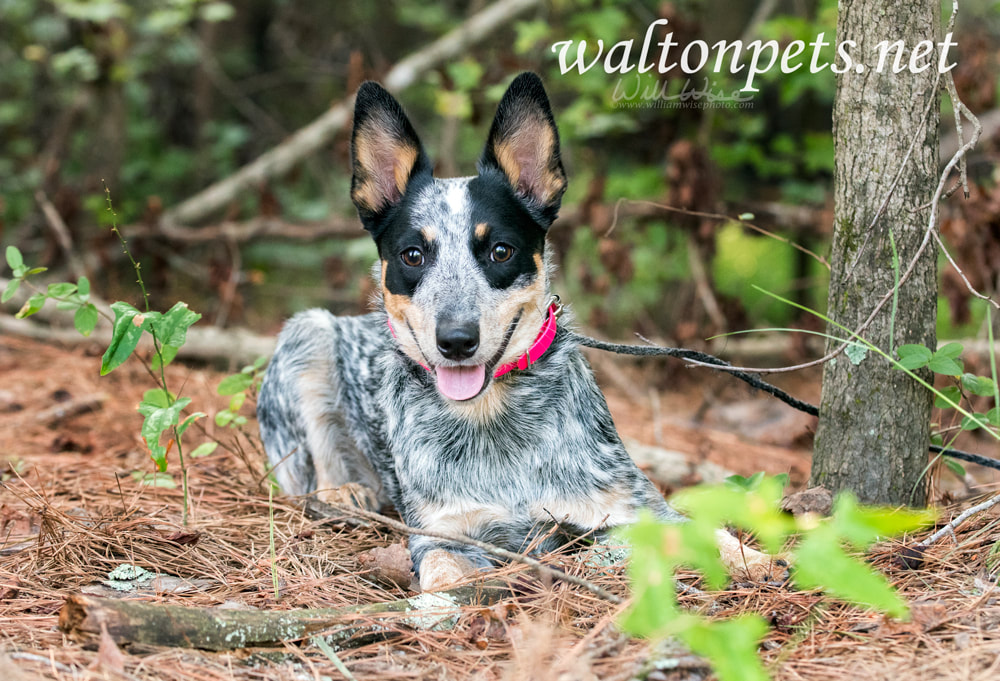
[
  {"x1": 738, "y1": 212, "x2": 755, "y2": 221},
  {"x1": 190, "y1": 441, "x2": 219, "y2": 458},
  {"x1": 217, "y1": 372, "x2": 253, "y2": 396},
  {"x1": 132, "y1": 471, "x2": 177, "y2": 488},
  {"x1": 16, "y1": 293, "x2": 46, "y2": 318},
  {"x1": 619, "y1": 513, "x2": 680, "y2": 636},
  {"x1": 77, "y1": 276, "x2": 90, "y2": 299},
  {"x1": 74, "y1": 303, "x2": 99, "y2": 337},
  {"x1": 5, "y1": 245, "x2": 23, "y2": 270},
  {"x1": 679, "y1": 615, "x2": 770, "y2": 681},
  {"x1": 943, "y1": 458, "x2": 966, "y2": 478},
  {"x1": 150, "y1": 344, "x2": 179, "y2": 371},
  {"x1": 830, "y1": 493, "x2": 934, "y2": 549},
  {"x1": 152, "y1": 302, "x2": 201, "y2": 348},
  {"x1": 102, "y1": 302, "x2": 149, "y2": 375},
  {"x1": 845, "y1": 343, "x2": 868, "y2": 365},
  {"x1": 141, "y1": 388, "x2": 174, "y2": 409},
  {"x1": 46, "y1": 282, "x2": 77, "y2": 298},
  {"x1": 2, "y1": 277, "x2": 20, "y2": 303},
  {"x1": 228, "y1": 392, "x2": 246, "y2": 412},
  {"x1": 895, "y1": 344, "x2": 931, "y2": 370},
  {"x1": 936, "y1": 341, "x2": 964, "y2": 359},
  {"x1": 793, "y1": 524, "x2": 910, "y2": 619},
  {"x1": 987, "y1": 406, "x2": 1000, "y2": 427},
  {"x1": 252, "y1": 356, "x2": 268, "y2": 370},
  {"x1": 27, "y1": 267, "x2": 47, "y2": 275},
  {"x1": 138, "y1": 397, "x2": 191, "y2": 470},
  {"x1": 961, "y1": 373, "x2": 996, "y2": 397},
  {"x1": 934, "y1": 385, "x2": 961, "y2": 409},
  {"x1": 928, "y1": 354, "x2": 963, "y2": 377},
  {"x1": 961, "y1": 413, "x2": 989, "y2": 431},
  {"x1": 215, "y1": 410, "x2": 235, "y2": 427},
  {"x1": 177, "y1": 412, "x2": 204, "y2": 439}
]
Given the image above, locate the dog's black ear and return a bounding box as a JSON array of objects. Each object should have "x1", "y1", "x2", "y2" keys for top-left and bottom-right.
[
  {"x1": 351, "y1": 82, "x2": 431, "y2": 235},
  {"x1": 479, "y1": 73, "x2": 567, "y2": 227}
]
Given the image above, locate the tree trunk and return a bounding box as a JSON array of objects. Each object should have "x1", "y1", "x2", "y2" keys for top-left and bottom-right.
[{"x1": 811, "y1": 1, "x2": 940, "y2": 505}]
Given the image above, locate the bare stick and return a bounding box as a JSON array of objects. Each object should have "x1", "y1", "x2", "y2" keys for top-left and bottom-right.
[
  {"x1": 161, "y1": 0, "x2": 542, "y2": 228},
  {"x1": 59, "y1": 585, "x2": 508, "y2": 651},
  {"x1": 307, "y1": 500, "x2": 624, "y2": 605},
  {"x1": 916, "y1": 494, "x2": 1000, "y2": 548},
  {"x1": 35, "y1": 190, "x2": 87, "y2": 281}
]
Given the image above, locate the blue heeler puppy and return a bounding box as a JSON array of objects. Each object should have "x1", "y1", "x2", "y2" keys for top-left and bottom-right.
[{"x1": 257, "y1": 73, "x2": 780, "y2": 590}]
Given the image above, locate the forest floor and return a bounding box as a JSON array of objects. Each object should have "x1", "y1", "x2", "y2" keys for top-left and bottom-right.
[{"x1": 1, "y1": 333, "x2": 999, "y2": 681}]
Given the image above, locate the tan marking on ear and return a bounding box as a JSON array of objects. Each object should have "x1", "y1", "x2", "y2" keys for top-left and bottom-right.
[
  {"x1": 352, "y1": 124, "x2": 420, "y2": 212},
  {"x1": 421, "y1": 225, "x2": 438, "y2": 243},
  {"x1": 474, "y1": 222, "x2": 490, "y2": 240},
  {"x1": 419, "y1": 549, "x2": 478, "y2": 591},
  {"x1": 393, "y1": 144, "x2": 419, "y2": 196},
  {"x1": 493, "y1": 119, "x2": 565, "y2": 204},
  {"x1": 715, "y1": 529, "x2": 789, "y2": 582},
  {"x1": 529, "y1": 486, "x2": 638, "y2": 530}
]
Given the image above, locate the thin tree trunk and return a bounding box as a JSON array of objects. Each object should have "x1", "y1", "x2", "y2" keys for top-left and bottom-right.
[{"x1": 811, "y1": 1, "x2": 940, "y2": 505}]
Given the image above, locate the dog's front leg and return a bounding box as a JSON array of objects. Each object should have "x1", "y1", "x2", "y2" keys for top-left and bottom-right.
[
  {"x1": 715, "y1": 528, "x2": 788, "y2": 582},
  {"x1": 409, "y1": 535, "x2": 493, "y2": 592}
]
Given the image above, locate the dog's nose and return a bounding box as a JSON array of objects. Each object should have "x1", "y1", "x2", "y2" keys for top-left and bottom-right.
[{"x1": 436, "y1": 321, "x2": 480, "y2": 360}]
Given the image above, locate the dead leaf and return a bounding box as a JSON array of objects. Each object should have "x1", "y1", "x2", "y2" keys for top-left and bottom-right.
[
  {"x1": 356, "y1": 543, "x2": 412, "y2": 589},
  {"x1": 781, "y1": 487, "x2": 833, "y2": 516},
  {"x1": 158, "y1": 530, "x2": 201, "y2": 546}
]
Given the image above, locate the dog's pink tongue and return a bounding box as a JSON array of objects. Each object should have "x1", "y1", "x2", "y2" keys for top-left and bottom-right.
[{"x1": 435, "y1": 365, "x2": 486, "y2": 401}]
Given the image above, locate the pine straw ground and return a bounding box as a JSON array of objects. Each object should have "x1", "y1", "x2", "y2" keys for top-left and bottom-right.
[{"x1": 1, "y1": 334, "x2": 1000, "y2": 681}]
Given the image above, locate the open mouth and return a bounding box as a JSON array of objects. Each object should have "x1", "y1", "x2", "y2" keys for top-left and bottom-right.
[
  {"x1": 432, "y1": 310, "x2": 523, "y2": 402},
  {"x1": 434, "y1": 365, "x2": 487, "y2": 401}
]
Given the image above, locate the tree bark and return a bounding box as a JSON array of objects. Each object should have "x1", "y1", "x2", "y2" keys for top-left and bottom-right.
[{"x1": 811, "y1": 1, "x2": 940, "y2": 505}]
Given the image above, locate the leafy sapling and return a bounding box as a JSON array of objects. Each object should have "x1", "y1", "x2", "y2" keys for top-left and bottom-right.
[{"x1": 619, "y1": 476, "x2": 934, "y2": 681}]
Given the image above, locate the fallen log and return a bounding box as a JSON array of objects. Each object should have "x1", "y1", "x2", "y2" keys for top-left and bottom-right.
[{"x1": 59, "y1": 582, "x2": 508, "y2": 651}]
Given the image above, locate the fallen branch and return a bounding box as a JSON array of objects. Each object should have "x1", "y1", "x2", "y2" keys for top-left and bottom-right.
[
  {"x1": 161, "y1": 0, "x2": 541, "y2": 228},
  {"x1": 916, "y1": 493, "x2": 1000, "y2": 548},
  {"x1": 36, "y1": 393, "x2": 107, "y2": 427},
  {"x1": 59, "y1": 584, "x2": 507, "y2": 651}
]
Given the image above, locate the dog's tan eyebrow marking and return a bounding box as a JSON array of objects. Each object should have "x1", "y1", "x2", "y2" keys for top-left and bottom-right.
[
  {"x1": 421, "y1": 225, "x2": 438, "y2": 242},
  {"x1": 474, "y1": 222, "x2": 490, "y2": 240}
]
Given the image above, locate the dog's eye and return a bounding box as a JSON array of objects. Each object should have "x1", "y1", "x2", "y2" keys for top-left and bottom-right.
[
  {"x1": 490, "y1": 243, "x2": 514, "y2": 263},
  {"x1": 400, "y1": 247, "x2": 425, "y2": 267}
]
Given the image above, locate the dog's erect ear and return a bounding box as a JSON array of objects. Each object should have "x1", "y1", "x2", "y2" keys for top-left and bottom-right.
[
  {"x1": 479, "y1": 73, "x2": 567, "y2": 227},
  {"x1": 351, "y1": 82, "x2": 431, "y2": 234}
]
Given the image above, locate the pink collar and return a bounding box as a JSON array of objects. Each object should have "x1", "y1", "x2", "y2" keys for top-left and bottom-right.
[
  {"x1": 386, "y1": 302, "x2": 560, "y2": 378},
  {"x1": 493, "y1": 303, "x2": 559, "y2": 378}
]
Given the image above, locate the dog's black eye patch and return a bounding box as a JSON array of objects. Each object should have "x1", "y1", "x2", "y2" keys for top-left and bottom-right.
[
  {"x1": 378, "y1": 210, "x2": 437, "y2": 297},
  {"x1": 468, "y1": 171, "x2": 546, "y2": 290}
]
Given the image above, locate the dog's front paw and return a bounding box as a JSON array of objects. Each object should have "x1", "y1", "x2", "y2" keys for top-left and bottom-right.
[
  {"x1": 317, "y1": 482, "x2": 380, "y2": 512},
  {"x1": 418, "y1": 549, "x2": 478, "y2": 592},
  {"x1": 716, "y1": 529, "x2": 790, "y2": 583}
]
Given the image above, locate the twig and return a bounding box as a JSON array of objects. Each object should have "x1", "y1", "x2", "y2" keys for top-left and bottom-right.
[
  {"x1": 36, "y1": 393, "x2": 107, "y2": 427},
  {"x1": 916, "y1": 494, "x2": 1000, "y2": 547},
  {"x1": 161, "y1": 0, "x2": 542, "y2": 227},
  {"x1": 35, "y1": 190, "x2": 87, "y2": 281},
  {"x1": 308, "y1": 499, "x2": 625, "y2": 605}
]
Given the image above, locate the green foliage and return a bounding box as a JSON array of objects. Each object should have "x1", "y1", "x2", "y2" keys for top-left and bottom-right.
[
  {"x1": 4, "y1": 203, "x2": 210, "y2": 524},
  {"x1": 216, "y1": 356, "x2": 267, "y2": 428},
  {"x1": 620, "y1": 478, "x2": 935, "y2": 681}
]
